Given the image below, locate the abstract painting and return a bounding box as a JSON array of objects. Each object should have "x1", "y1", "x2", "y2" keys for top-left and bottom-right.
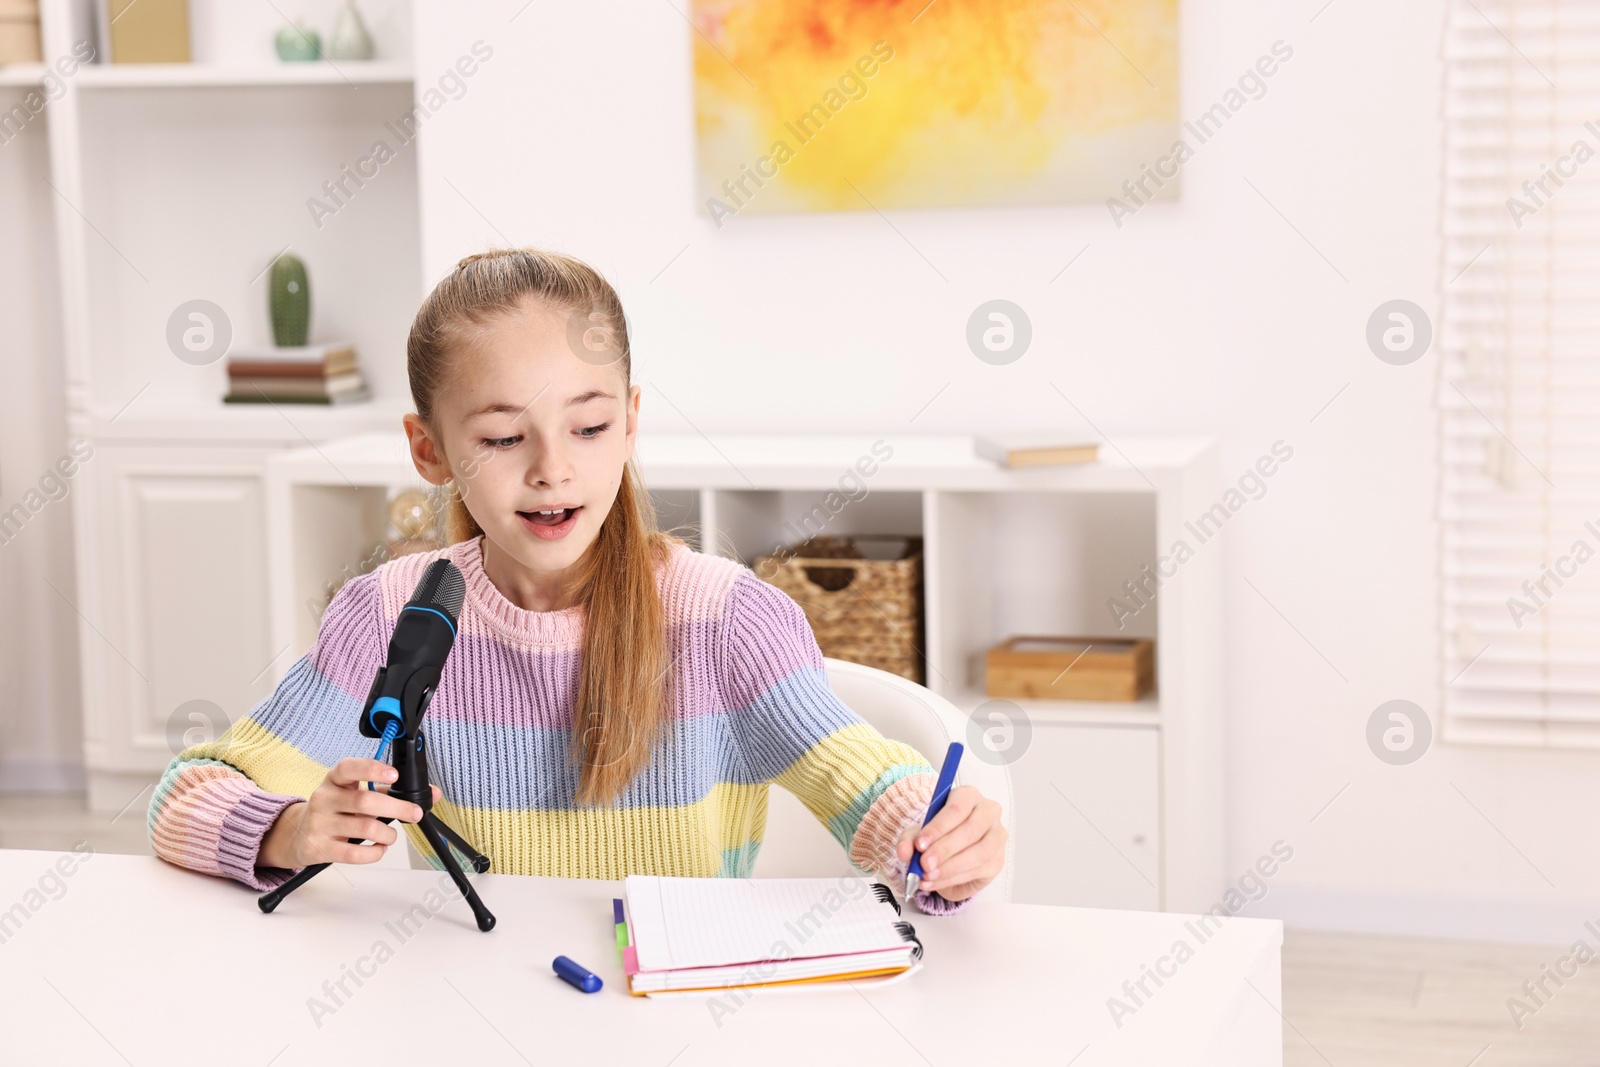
[{"x1": 692, "y1": 0, "x2": 1179, "y2": 219}]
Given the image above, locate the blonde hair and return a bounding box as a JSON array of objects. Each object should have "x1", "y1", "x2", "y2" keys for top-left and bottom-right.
[{"x1": 408, "y1": 247, "x2": 685, "y2": 806}]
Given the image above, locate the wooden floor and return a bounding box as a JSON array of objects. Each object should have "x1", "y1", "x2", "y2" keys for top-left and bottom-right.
[
  {"x1": 5, "y1": 793, "x2": 1599, "y2": 1064},
  {"x1": 1282, "y1": 929, "x2": 1600, "y2": 1067},
  {"x1": 0, "y1": 791, "x2": 154, "y2": 857}
]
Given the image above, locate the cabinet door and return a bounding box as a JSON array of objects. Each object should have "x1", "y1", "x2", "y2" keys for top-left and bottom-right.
[
  {"x1": 1009, "y1": 724, "x2": 1161, "y2": 910},
  {"x1": 80, "y1": 445, "x2": 277, "y2": 792}
]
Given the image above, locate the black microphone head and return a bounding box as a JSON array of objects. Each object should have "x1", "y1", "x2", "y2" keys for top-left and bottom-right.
[{"x1": 409, "y1": 559, "x2": 465, "y2": 626}]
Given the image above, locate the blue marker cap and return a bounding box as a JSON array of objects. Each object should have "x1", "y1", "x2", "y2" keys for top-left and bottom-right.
[{"x1": 553, "y1": 955, "x2": 603, "y2": 993}]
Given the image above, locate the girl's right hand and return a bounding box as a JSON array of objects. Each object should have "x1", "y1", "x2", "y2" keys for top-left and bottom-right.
[{"x1": 259, "y1": 757, "x2": 440, "y2": 869}]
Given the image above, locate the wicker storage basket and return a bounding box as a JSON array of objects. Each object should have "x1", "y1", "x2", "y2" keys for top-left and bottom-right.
[{"x1": 753, "y1": 534, "x2": 925, "y2": 684}]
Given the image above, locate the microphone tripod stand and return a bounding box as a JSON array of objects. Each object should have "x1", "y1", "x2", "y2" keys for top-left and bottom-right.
[{"x1": 258, "y1": 687, "x2": 497, "y2": 932}]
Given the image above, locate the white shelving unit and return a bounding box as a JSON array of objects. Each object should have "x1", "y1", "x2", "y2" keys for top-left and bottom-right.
[
  {"x1": 260, "y1": 432, "x2": 1225, "y2": 914},
  {"x1": 72, "y1": 59, "x2": 414, "y2": 88},
  {"x1": 0, "y1": 63, "x2": 48, "y2": 86},
  {"x1": 3, "y1": 59, "x2": 413, "y2": 88},
  {"x1": 31, "y1": 0, "x2": 422, "y2": 811}
]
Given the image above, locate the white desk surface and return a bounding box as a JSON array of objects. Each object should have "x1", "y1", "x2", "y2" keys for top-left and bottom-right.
[{"x1": 0, "y1": 850, "x2": 1282, "y2": 1067}]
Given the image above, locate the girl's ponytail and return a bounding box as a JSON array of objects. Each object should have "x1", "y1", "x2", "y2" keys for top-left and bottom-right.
[
  {"x1": 562, "y1": 457, "x2": 675, "y2": 805},
  {"x1": 443, "y1": 483, "x2": 484, "y2": 544}
]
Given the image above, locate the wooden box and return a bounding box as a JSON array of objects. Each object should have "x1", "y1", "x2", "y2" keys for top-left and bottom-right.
[{"x1": 985, "y1": 635, "x2": 1154, "y2": 702}]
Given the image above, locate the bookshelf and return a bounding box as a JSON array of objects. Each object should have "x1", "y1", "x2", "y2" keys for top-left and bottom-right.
[{"x1": 30, "y1": 0, "x2": 420, "y2": 812}]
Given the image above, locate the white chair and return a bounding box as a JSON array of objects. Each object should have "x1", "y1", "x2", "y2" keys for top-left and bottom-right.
[{"x1": 750, "y1": 657, "x2": 1014, "y2": 902}]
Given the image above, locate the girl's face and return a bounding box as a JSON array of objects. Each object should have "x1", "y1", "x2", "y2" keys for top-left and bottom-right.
[{"x1": 405, "y1": 300, "x2": 640, "y2": 584}]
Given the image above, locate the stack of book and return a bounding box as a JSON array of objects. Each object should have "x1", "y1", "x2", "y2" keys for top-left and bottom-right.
[{"x1": 223, "y1": 343, "x2": 370, "y2": 405}]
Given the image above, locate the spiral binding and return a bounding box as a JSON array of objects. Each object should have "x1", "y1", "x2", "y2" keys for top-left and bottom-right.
[
  {"x1": 867, "y1": 882, "x2": 923, "y2": 960},
  {"x1": 869, "y1": 881, "x2": 902, "y2": 915},
  {"x1": 892, "y1": 920, "x2": 925, "y2": 960}
]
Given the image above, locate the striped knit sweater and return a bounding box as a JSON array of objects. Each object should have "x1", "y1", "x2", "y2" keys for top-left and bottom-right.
[{"x1": 148, "y1": 535, "x2": 970, "y2": 914}]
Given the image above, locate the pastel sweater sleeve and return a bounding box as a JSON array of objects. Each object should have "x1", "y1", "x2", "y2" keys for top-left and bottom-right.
[
  {"x1": 718, "y1": 571, "x2": 974, "y2": 915},
  {"x1": 147, "y1": 572, "x2": 385, "y2": 890}
]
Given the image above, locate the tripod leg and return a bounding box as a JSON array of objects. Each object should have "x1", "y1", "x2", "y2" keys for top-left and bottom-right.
[
  {"x1": 259, "y1": 859, "x2": 330, "y2": 913},
  {"x1": 428, "y1": 817, "x2": 492, "y2": 874},
  {"x1": 259, "y1": 817, "x2": 396, "y2": 913},
  {"x1": 417, "y1": 813, "x2": 496, "y2": 932}
]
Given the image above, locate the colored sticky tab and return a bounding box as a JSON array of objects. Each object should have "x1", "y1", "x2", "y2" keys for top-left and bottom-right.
[
  {"x1": 613, "y1": 896, "x2": 630, "y2": 958},
  {"x1": 623, "y1": 945, "x2": 640, "y2": 975}
]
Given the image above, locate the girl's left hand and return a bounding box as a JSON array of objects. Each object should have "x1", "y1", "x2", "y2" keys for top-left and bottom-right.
[{"x1": 894, "y1": 785, "x2": 1007, "y2": 902}]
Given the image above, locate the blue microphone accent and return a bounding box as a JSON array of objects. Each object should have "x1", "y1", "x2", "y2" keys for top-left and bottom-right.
[
  {"x1": 402, "y1": 604, "x2": 457, "y2": 636},
  {"x1": 367, "y1": 720, "x2": 401, "y2": 793},
  {"x1": 368, "y1": 695, "x2": 402, "y2": 734}
]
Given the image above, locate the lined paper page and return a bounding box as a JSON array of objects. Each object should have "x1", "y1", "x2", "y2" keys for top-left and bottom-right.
[{"x1": 625, "y1": 876, "x2": 907, "y2": 971}]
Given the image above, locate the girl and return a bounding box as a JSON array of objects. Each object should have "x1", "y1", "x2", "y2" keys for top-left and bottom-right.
[{"x1": 148, "y1": 248, "x2": 1006, "y2": 913}]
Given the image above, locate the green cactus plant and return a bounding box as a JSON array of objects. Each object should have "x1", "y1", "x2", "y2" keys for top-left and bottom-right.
[{"x1": 269, "y1": 253, "x2": 310, "y2": 347}]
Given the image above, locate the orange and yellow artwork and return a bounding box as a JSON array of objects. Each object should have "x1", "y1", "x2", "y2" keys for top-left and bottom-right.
[{"x1": 692, "y1": 0, "x2": 1179, "y2": 218}]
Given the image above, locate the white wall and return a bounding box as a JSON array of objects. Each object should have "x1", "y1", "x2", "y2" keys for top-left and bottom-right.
[
  {"x1": 408, "y1": 0, "x2": 1600, "y2": 940},
  {"x1": 0, "y1": 94, "x2": 83, "y2": 791}
]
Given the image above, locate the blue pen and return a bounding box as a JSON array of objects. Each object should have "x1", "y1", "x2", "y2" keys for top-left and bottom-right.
[{"x1": 905, "y1": 741, "x2": 963, "y2": 899}]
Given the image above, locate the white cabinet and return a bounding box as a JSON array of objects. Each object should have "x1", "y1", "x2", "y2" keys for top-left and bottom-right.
[
  {"x1": 75, "y1": 432, "x2": 400, "y2": 812},
  {"x1": 1009, "y1": 724, "x2": 1161, "y2": 910},
  {"x1": 77, "y1": 445, "x2": 274, "y2": 809}
]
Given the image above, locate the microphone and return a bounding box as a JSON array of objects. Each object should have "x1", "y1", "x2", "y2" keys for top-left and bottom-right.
[
  {"x1": 359, "y1": 558, "x2": 466, "y2": 741},
  {"x1": 261, "y1": 556, "x2": 496, "y2": 931}
]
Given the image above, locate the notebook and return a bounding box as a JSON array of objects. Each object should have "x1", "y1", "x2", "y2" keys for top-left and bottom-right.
[{"x1": 621, "y1": 875, "x2": 924, "y2": 996}]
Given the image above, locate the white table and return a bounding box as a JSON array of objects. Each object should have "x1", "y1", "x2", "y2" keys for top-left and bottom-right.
[{"x1": 0, "y1": 850, "x2": 1283, "y2": 1066}]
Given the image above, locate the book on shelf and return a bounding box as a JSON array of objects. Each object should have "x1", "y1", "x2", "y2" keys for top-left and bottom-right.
[
  {"x1": 974, "y1": 436, "x2": 1099, "y2": 468},
  {"x1": 223, "y1": 386, "x2": 373, "y2": 406},
  {"x1": 227, "y1": 354, "x2": 360, "y2": 378},
  {"x1": 226, "y1": 372, "x2": 366, "y2": 398},
  {"x1": 96, "y1": 0, "x2": 192, "y2": 64},
  {"x1": 226, "y1": 342, "x2": 357, "y2": 366},
  {"x1": 221, "y1": 340, "x2": 368, "y2": 405}
]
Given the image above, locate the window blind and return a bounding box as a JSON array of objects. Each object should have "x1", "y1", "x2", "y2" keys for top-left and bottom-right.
[{"x1": 1442, "y1": 0, "x2": 1600, "y2": 745}]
